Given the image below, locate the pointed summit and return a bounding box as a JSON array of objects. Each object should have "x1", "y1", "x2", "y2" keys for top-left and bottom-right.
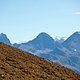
[
  {"x1": 63, "y1": 31, "x2": 80, "y2": 53},
  {"x1": 0, "y1": 33, "x2": 7, "y2": 37},
  {"x1": 0, "y1": 33, "x2": 11, "y2": 45},
  {"x1": 27, "y1": 32, "x2": 55, "y2": 50},
  {"x1": 63, "y1": 31, "x2": 80, "y2": 45},
  {"x1": 37, "y1": 32, "x2": 52, "y2": 38},
  {"x1": 72, "y1": 31, "x2": 80, "y2": 36},
  {"x1": 76, "y1": 31, "x2": 80, "y2": 35},
  {"x1": 36, "y1": 32, "x2": 55, "y2": 43}
]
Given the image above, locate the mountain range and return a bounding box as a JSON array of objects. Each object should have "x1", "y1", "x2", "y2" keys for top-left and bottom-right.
[
  {"x1": 0, "y1": 42, "x2": 80, "y2": 80},
  {"x1": 0, "y1": 32, "x2": 80, "y2": 74}
]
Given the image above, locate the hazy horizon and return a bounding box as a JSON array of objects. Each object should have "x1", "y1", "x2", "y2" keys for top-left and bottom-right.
[{"x1": 0, "y1": 0, "x2": 80, "y2": 43}]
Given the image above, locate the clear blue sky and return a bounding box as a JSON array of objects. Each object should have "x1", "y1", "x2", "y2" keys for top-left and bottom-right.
[{"x1": 0, "y1": 0, "x2": 80, "y2": 43}]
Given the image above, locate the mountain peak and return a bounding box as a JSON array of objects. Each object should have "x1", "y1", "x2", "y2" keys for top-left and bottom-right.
[
  {"x1": 72, "y1": 31, "x2": 80, "y2": 36},
  {"x1": 36, "y1": 32, "x2": 54, "y2": 42},
  {"x1": 0, "y1": 33, "x2": 11, "y2": 45},
  {"x1": 37, "y1": 32, "x2": 51, "y2": 38},
  {"x1": 63, "y1": 31, "x2": 80, "y2": 53},
  {"x1": 28, "y1": 32, "x2": 55, "y2": 50},
  {"x1": 39, "y1": 32, "x2": 48, "y2": 34},
  {"x1": 0, "y1": 33, "x2": 6, "y2": 37},
  {"x1": 75, "y1": 31, "x2": 80, "y2": 35},
  {"x1": 64, "y1": 31, "x2": 80, "y2": 41}
]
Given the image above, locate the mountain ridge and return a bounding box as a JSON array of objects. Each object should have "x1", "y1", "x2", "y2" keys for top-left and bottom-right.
[{"x1": 0, "y1": 32, "x2": 80, "y2": 74}]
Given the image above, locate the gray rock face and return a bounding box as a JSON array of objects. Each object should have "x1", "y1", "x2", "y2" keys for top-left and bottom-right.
[{"x1": 0, "y1": 33, "x2": 11, "y2": 45}]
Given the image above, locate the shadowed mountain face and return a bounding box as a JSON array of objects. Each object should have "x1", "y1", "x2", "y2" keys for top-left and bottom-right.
[
  {"x1": 0, "y1": 42, "x2": 80, "y2": 80},
  {"x1": 0, "y1": 33, "x2": 11, "y2": 45}
]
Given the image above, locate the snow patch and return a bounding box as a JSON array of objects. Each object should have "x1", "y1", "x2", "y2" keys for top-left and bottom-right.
[{"x1": 35, "y1": 49, "x2": 53, "y2": 54}]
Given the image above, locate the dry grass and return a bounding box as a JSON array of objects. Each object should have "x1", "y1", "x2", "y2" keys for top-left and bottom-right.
[{"x1": 0, "y1": 42, "x2": 80, "y2": 80}]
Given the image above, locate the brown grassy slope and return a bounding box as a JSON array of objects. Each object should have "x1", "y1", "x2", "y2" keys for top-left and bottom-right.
[{"x1": 0, "y1": 42, "x2": 80, "y2": 80}]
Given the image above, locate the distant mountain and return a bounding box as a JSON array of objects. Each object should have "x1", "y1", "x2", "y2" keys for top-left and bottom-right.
[
  {"x1": 63, "y1": 31, "x2": 80, "y2": 55},
  {"x1": 0, "y1": 42, "x2": 80, "y2": 80},
  {"x1": 13, "y1": 32, "x2": 80, "y2": 74},
  {"x1": 39, "y1": 31, "x2": 80, "y2": 74},
  {"x1": 0, "y1": 33, "x2": 11, "y2": 45},
  {"x1": 13, "y1": 32, "x2": 56, "y2": 54},
  {"x1": 62, "y1": 31, "x2": 80, "y2": 73},
  {"x1": 23, "y1": 32, "x2": 55, "y2": 50}
]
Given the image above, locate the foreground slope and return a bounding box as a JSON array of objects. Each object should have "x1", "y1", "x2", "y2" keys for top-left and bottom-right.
[{"x1": 0, "y1": 43, "x2": 80, "y2": 80}]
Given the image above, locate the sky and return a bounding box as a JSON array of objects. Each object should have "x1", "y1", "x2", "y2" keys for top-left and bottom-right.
[{"x1": 0, "y1": 0, "x2": 80, "y2": 43}]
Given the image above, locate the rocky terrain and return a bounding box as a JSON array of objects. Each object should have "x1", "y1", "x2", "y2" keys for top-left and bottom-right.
[{"x1": 0, "y1": 42, "x2": 80, "y2": 80}]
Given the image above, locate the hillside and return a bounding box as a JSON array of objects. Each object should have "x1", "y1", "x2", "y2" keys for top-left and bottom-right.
[{"x1": 0, "y1": 42, "x2": 80, "y2": 80}]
